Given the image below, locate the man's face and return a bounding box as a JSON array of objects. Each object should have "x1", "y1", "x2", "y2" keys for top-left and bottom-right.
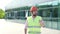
[{"x1": 31, "y1": 11, "x2": 37, "y2": 16}]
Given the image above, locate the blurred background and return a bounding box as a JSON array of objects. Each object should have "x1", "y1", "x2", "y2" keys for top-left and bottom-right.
[
  {"x1": 5, "y1": 0, "x2": 60, "y2": 30},
  {"x1": 0, "y1": 0, "x2": 60, "y2": 34}
]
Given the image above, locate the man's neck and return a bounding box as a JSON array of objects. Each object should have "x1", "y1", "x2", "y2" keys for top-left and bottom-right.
[{"x1": 32, "y1": 15, "x2": 36, "y2": 18}]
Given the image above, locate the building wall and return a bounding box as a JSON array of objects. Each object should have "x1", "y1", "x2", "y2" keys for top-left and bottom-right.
[{"x1": 5, "y1": 0, "x2": 60, "y2": 30}]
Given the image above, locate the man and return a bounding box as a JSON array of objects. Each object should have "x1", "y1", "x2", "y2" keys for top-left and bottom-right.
[{"x1": 24, "y1": 6, "x2": 45, "y2": 34}]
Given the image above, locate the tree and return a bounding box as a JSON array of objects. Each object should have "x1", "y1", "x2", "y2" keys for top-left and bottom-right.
[{"x1": 0, "y1": 9, "x2": 5, "y2": 19}]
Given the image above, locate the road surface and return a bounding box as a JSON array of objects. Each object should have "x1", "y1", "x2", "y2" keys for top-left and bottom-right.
[{"x1": 0, "y1": 19, "x2": 60, "y2": 34}]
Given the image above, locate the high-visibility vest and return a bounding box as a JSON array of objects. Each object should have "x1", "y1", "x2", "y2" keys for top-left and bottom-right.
[{"x1": 27, "y1": 16, "x2": 42, "y2": 34}]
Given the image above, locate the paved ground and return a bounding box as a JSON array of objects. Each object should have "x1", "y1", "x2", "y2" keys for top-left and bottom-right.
[
  {"x1": 0, "y1": 19, "x2": 24, "y2": 34},
  {"x1": 0, "y1": 19, "x2": 60, "y2": 34}
]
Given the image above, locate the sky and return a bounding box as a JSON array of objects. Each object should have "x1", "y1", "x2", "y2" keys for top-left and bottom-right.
[
  {"x1": 0, "y1": 0, "x2": 13, "y2": 10},
  {"x1": 5, "y1": 0, "x2": 56, "y2": 10},
  {"x1": 0, "y1": 0, "x2": 58, "y2": 10}
]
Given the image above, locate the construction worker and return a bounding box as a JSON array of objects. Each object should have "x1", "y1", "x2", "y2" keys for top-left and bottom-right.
[{"x1": 24, "y1": 6, "x2": 45, "y2": 34}]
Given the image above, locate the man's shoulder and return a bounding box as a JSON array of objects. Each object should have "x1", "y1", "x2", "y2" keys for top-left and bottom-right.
[
  {"x1": 27, "y1": 16, "x2": 32, "y2": 19},
  {"x1": 27, "y1": 16, "x2": 42, "y2": 18},
  {"x1": 37, "y1": 16, "x2": 42, "y2": 20},
  {"x1": 37, "y1": 16, "x2": 42, "y2": 18}
]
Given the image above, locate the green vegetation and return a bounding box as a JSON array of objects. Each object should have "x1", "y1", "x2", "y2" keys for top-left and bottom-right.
[{"x1": 0, "y1": 9, "x2": 5, "y2": 19}]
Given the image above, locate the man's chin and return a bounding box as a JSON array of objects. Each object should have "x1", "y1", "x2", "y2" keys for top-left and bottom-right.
[{"x1": 33, "y1": 15, "x2": 36, "y2": 16}]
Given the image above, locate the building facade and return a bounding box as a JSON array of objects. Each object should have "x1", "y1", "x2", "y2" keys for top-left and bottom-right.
[{"x1": 5, "y1": 0, "x2": 60, "y2": 30}]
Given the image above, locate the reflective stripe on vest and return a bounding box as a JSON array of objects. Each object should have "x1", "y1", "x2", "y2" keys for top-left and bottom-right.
[
  {"x1": 28, "y1": 26, "x2": 41, "y2": 28},
  {"x1": 27, "y1": 16, "x2": 42, "y2": 33}
]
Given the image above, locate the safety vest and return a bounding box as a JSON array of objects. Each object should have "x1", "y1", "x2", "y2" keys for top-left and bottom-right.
[{"x1": 27, "y1": 16, "x2": 42, "y2": 34}]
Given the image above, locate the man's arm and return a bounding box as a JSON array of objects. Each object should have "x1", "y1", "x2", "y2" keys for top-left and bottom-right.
[
  {"x1": 25, "y1": 28, "x2": 27, "y2": 34},
  {"x1": 40, "y1": 20, "x2": 45, "y2": 27},
  {"x1": 24, "y1": 20, "x2": 28, "y2": 34}
]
